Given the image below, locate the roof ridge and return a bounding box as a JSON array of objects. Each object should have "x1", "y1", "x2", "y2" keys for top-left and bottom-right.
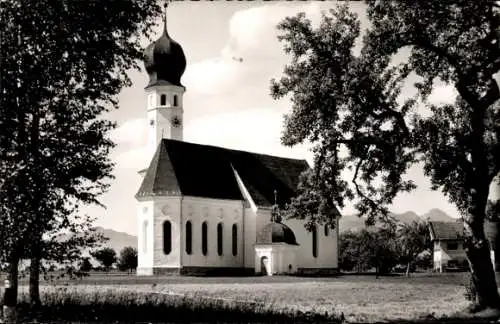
[{"x1": 160, "y1": 138, "x2": 309, "y2": 164}]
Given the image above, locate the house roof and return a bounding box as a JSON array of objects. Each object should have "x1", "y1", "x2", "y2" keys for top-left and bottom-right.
[
  {"x1": 136, "y1": 139, "x2": 310, "y2": 207},
  {"x1": 428, "y1": 221, "x2": 464, "y2": 241}
]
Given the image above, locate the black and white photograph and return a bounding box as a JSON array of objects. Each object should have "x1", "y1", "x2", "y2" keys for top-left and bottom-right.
[{"x1": 1, "y1": 0, "x2": 500, "y2": 323}]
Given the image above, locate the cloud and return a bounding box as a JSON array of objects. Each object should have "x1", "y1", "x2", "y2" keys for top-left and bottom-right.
[
  {"x1": 113, "y1": 146, "x2": 149, "y2": 171},
  {"x1": 182, "y1": 3, "x2": 326, "y2": 99},
  {"x1": 221, "y1": 2, "x2": 323, "y2": 59},
  {"x1": 182, "y1": 57, "x2": 251, "y2": 96},
  {"x1": 185, "y1": 108, "x2": 313, "y2": 164},
  {"x1": 110, "y1": 118, "x2": 147, "y2": 148}
]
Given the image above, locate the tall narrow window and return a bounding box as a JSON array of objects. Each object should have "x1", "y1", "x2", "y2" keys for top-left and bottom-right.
[
  {"x1": 324, "y1": 224, "x2": 329, "y2": 236},
  {"x1": 142, "y1": 220, "x2": 148, "y2": 253},
  {"x1": 217, "y1": 223, "x2": 223, "y2": 256},
  {"x1": 202, "y1": 222, "x2": 208, "y2": 256},
  {"x1": 160, "y1": 94, "x2": 167, "y2": 106},
  {"x1": 163, "y1": 221, "x2": 172, "y2": 255},
  {"x1": 185, "y1": 221, "x2": 192, "y2": 255},
  {"x1": 312, "y1": 224, "x2": 318, "y2": 258},
  {"x1": 173, "y1": 95, "x2": 178, "y2": 106},
  {"x1": 232, "y1": 224, "x2": 238, "y2": 256}
]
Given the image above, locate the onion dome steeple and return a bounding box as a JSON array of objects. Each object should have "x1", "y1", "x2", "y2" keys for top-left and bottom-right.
[{"x1": 143, "y1": 1, "x2": 186, "y2": 88}]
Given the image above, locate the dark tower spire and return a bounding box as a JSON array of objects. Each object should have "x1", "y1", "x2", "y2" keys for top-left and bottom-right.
[
  {"x1": 163, "y1": 0, "x2": 169, "y2": 35},
  {"x1": 143, "y1": 0, "x2": 186, "y2": 88}
]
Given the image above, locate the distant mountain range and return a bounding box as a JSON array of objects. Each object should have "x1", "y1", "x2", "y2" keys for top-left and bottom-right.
[
  {"x1": 96, "y1": 209, "x2": 457, "y2": 252},
  {"x1": 339, "y1": 208, "x2": 457, "y2": 233},
  {"x1": 96, "y1": 227, "x2": 137, "y2": 253}
]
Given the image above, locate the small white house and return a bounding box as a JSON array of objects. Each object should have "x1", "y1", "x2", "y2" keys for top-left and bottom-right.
[{"x1": 429, "y1": 221, "x2": 495, "y2": 272}]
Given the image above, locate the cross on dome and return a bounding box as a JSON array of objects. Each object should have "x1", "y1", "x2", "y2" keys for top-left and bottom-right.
[
  {"x1": 163, "y1": 0, "x2": 170, "y2": 34},
  {"x1": 143, "y1": 0, "x2": 186, "y2": 88}
]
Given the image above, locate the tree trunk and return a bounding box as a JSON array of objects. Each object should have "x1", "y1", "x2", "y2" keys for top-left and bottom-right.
[
  {"x1": 29, "y1": 236, "x2": 41, "y2": 308},
  {"x1": 28, "y1": 110, "x2": 42, "y2": 308},
  {"x1": 3, "y1": 258, "x2": 19, "y2": 324},
  {"x1": 464, "y1": 216, "x2": 500, "y2": 311},
  {"x1": 406, "y1": 261, "x2": 411, "y2": 277}
]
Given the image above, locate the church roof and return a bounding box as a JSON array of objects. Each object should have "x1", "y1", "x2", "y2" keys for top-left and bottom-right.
[
  {"x1": 257, "y1": 222, "x2": 299, "y2": 245},
  {"x1": 136, "y1": 139, "x2": 310, "y2": 207}
]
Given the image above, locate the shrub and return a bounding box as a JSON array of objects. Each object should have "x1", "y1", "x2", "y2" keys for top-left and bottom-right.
[{"x1": 463, "y1": 272, "x2": 477, "y2": 302}]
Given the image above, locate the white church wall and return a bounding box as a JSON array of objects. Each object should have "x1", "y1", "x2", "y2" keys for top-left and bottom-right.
[
  {"x1": 254, "y1": 245, "x2": 299, "y2": 275},
  {"x1": 181, "y1": 196, "x2": 245, "y2": 269},
  {"x1": 151, "y1": 196, "x2": 182, "y2": 269},
  {"x1": 279, "y1": 246, "x2": 299, "y2": 274},
  {"x1": 284, "y1": 218, "x2": 338, "y2": 269},
  {"x1": 137, "y1": 200, "x2": 154, "y2": 275},
  {"x1": 243, "y1": 207, "x2": 256, "y2": 268}
]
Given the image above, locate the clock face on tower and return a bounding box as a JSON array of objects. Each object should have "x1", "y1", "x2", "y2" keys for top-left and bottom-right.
[{"x1": 171, "y1": 115, "x2": 182, "y2": 128}]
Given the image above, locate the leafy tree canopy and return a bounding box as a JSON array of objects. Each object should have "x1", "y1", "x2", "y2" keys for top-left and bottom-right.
[
  {"x1": 92, "y1": 247, "x2": 117, "y2": 270},
  {"x1": 272, "y1": 1, "x2": 500, "y2": 225},
  {"x1": 0, "y1": 0, "x2": 162, "y2": 262},
  {"x1": 271, "y1": 1, "x2": 500, "y2": 311},
  {"x1": 118, "y1": 246, "x2": 138, "y2": 273}
]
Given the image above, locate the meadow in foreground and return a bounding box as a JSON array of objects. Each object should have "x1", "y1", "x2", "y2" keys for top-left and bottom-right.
[
  {"x1": 2, "y1": 273, "x2": 489, "y2": 323},
  {"x1": 6, "y1": 287, "x2": 339, "y2": 323},
  {"x1": 1, "y1": 274, "x2": 486, "y2": 322}
]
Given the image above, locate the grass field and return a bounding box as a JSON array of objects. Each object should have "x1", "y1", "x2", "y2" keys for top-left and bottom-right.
[{"x1": 4, "y1": 272, "x2": 481, "y2": 323}]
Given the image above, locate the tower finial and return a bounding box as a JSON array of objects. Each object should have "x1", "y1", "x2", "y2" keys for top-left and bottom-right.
[
  {"x1": 271, "y1": 189, "x2": 282, "y2": 223},
  {"x1": 163, "y1": 0, "x2": 170, "y2": 34}
]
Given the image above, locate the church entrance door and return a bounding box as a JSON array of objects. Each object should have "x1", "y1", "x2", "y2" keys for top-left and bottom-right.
[{"x1": 260, "y1": 256, "x2": 270, "y2": 276}]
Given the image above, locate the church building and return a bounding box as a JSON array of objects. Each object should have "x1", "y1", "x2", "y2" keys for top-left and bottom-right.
[{"x1": 135, "y1": 10, "x2": 339, "y2": 276}]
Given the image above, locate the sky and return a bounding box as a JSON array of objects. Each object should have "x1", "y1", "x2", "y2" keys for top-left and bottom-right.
[{"x1": 85, "y1": 1, "x2": 464, "y2": 236}]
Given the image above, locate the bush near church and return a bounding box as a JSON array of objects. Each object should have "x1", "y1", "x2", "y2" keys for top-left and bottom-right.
[
  {"x1": 118, "y1": 246, "x2": 138, "y2": 274},
  {"x1": 91, "y1": 248, "x2": 117, "y2": 271}
]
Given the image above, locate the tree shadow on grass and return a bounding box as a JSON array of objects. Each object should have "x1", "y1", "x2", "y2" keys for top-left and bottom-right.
[
  {"x1": 18, "y1": 305, "x2": 500, "y2": 324},
  {"x1": 13, "y1": 303, "x2": 500, "y2": 324},
  {"x1": 15, "y1": 300, "x2": 346, "y2": 323}
]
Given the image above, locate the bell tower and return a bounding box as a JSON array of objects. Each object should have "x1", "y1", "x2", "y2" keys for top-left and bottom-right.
[
  {"x1": 143, "y1": 0, "x2": 187, "y2": 157},
  {"x1": 145, "y1": 84, "x2": 184, "y2": 154},
  {"x1": 137, "y1": 0, "x2": 186, "y2": 277}
]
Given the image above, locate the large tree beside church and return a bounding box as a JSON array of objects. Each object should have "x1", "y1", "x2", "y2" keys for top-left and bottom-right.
[
  {"x1": 271, "y1": 1, "x2": 500, "y2": 314},
  {"x1": 0, "y1": 0, "x2": 162, "y2": 319}
]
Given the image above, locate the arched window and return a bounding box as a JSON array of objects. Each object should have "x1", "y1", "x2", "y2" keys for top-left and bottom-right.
[
  {"x1": 185, "y1": 221, "x2": 192, "y2": 255},
  {"x1": 160, "y1": 94, "x2": 167, "y2": 106},
  {"x1": 163, "y1": 221, "x2": 171, "y2": 255},
  {"x1": 232, "y1": 224, "x2": 238, "y2": 256},
  {"x1": 312, "y1": 224, "x2": 318, "y2": 258},
  {"x1": 324, "y1": 224, "x2": 329, "y2": 236},
  {"x1": 217, "y1": 223, "x2": 223, "y2": 256},
  {"x1": 202, "y1": 222, "x2": 208, "y2": 256},
  {"x1": 173, "y1": 95, "x2": 178, "y2": 106},
  {"x1": 142, "y1": 220, "x2": 148, "y2": 253}
]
